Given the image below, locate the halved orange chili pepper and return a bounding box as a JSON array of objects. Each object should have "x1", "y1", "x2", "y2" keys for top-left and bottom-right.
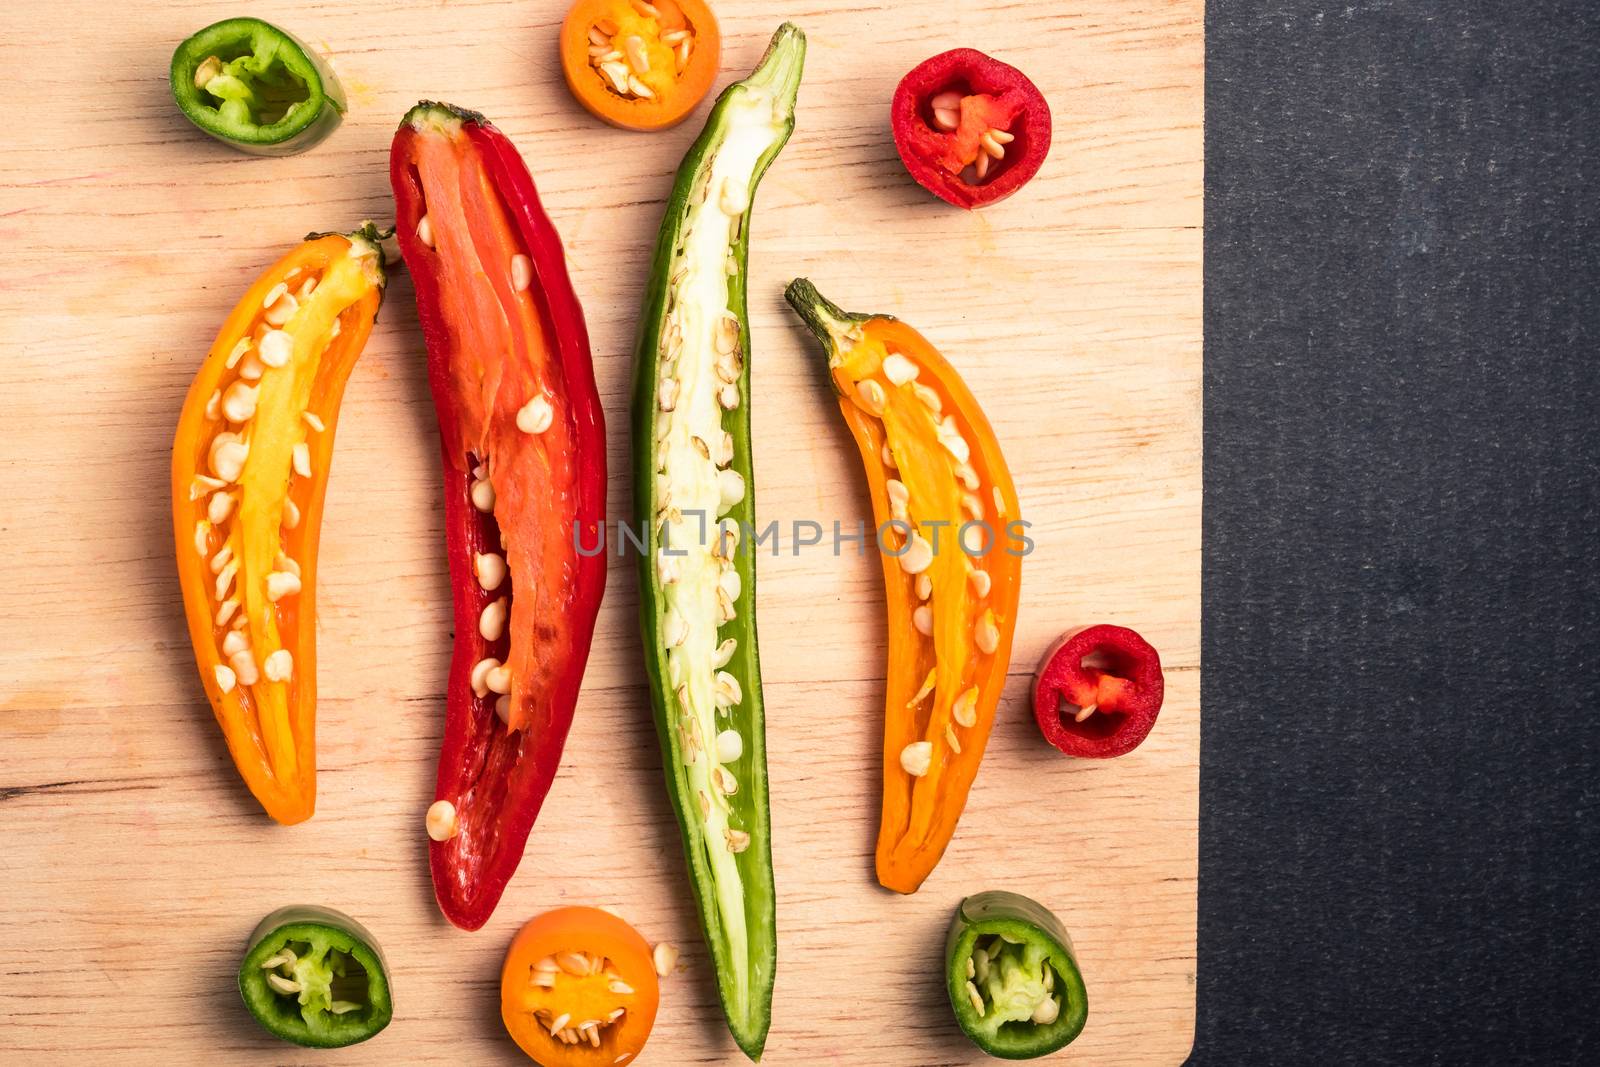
[
  {"x1": 786, "y1": 279, "x2": 1024, "y2": 894},
  {"x1": 560, "y1": 0, "x2": 720, "y2": 130},
  {"x1": 172, "y1": 226, "x2": 387, "y2": 825},
  {"x1": 500, "y1": 907, "x2": 660, "y2": 1064}
]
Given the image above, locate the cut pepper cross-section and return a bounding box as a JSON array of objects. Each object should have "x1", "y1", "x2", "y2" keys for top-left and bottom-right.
[
  {"x1": 500, "y1": 907, "x2": 661, "y2": 1064},
  {"x1": 391, "y1": 102, "x2": 607, "y2": 930},
  {"x1": 944, "y1": 891, "x2": 1088, "y2": 1058},
  {"x1": 785, "y1": 279, "x2": 1023, "y2": 894},
  {"x1": 172, "y1": 226, "x2": 387, "y2": 825},
  {"x1": 170, "y1": 17, "x2": 347, "y2": 155},
  {"x1": 890, "y1": 48, "x2": 1052, "y2": 209},
  {"x1": 238, "y1": 905, "x2": 394, "y2": 1048},
  {"x1": 632, "y1": 24, "x2": 805, "y2": 1060},
  {"x1": 561, "y1": 0, "x2": 721, "y2": 130}
]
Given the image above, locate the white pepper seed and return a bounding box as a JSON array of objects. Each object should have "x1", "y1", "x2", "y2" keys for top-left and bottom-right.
[
  {"x1": 899, "y1": 533, "x2": 934, "y2": 575},
  {"x1": 969, "y1": 568, "x2": 992, "y2": 598},
  {"x1": 953, "y1": 686, "x2": 979, "y2": 728},
  {"x1": 882, "y1": 352, "x2": 919, "y2": 386},
  {"x1": 229, "y1": 648, "x2": 260, "y2": 686},
  {"x1": 263, "y1": 649, "x2": 293, "y2": 682},
  {"x1": 975, "y1": 610, "x2": 1000, "y2": 654},
  {"x1": 856, "y1": 379, "x2": 887, "y2": 415},
  {"x1": 207, "y1": 491, "x2": 234, "y2": 524},
  {"x1": 474, "y1": 552, "x2": 507, "y2": 591},
  {"x1": 470, "y1": 657, "x2": 501, "y2": 698},
  {"x1": 479, "y1": 597, "x2": 508, "y2": 641},
  {"x1": 425, "y1": 799, "x2": 458, "y2": 841},
  {"x1": 486, "y1": 664, "x2": 513, "y2": 695},
  {"x1": 516, "y1": 394, "x2": 554, "y2": 434},
  {"x1": 265, "y1": 570, "x2": 302, "y2": 602},
  {"x1": 717, "y1": 468, "x2": 745, "y2": 515},
  {"x1": 900, "y1": 741, "x2": 933, "y2": 777},
  {"x1": 258, "y1": 329, "x2": 294, "y2": 368},
  {"x1": 263, "y1": 292, "x2": 298, "y2": 328},
  {"x1": 209, "y1": 433, "x2": 249, "y2": 483}
]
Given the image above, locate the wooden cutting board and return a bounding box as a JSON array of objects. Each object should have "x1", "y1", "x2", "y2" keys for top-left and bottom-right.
[{"x1": 0, "y1": 1, "x2": 1200, "y2": 1063}]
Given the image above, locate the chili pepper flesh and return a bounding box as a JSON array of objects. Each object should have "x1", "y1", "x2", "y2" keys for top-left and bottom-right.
[
  {"x1": 170, "y1": 17, "x2": 346, "y2": 155},
  {"x1": 561, "y1": 0, "x2": 720, "y2": 130},
  {"x1": 238, "y1": 905, "x2": 393, "y2": 1048},
  {"x1": 391, "y1": 102, "x2": 607, "y2": 930},
  {"x1": 632, "y1": 24, "x2": 805, "y2": 1058},
  {"x1": 944, "y1": 891, "x2": 1088, "y2": 1058},
  {"x1": 172, "y1": 226, "x2": 386, "y2": 825},
  {"x1": 785, "y1": 279, "x2": 1022, "y2": 894},
  {"x1": 501, "y1": 907, "x2": 660, "y2": 1064}
]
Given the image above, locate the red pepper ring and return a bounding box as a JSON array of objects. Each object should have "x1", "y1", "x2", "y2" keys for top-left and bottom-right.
[
  {"x1": 890, "y1": 47, "x2": 1052, "y2": 209},
  {"x1": 1032, "y1": 625, "x2": 1164, "y2": 759}
]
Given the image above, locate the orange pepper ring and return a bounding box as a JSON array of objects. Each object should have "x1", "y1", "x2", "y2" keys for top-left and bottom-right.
[
  {"x1": 500, "y1": 907, "x2": 660, "y2": 1065},
  {"x1": 559, "y1": 0, "x2": 720, "y2": 131}
]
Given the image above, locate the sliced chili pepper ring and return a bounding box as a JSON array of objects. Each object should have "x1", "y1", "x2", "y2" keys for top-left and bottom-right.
[
  {"x1": 238, "y1": 905, "x2": 393, "y2": 1048},
  {"x1": 500, "y1": 907, "x2": 660, "y2": 1064},
  {"x1": 1032, "y1": 624, "x2": 1165, "y2": 758},
  {"x1": 891, "y1": 48, "x2": 1051, "y2": 209},
  {"x1": 944, "y1": 891, "x2": 1088, "y2": 1058},
  {"x1": 560, "y1": 0, "x2": 720, "y2": 130},
  {"x1": 170, "y1": 17, "x2": 346, "y2": 155}
]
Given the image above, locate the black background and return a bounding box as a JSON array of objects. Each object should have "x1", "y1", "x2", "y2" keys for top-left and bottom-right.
[{"x1": 1197, "y1": 2, "x2": 1598, "y2": 1063}]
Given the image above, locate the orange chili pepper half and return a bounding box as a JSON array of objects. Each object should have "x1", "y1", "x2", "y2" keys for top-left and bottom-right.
[
  {"x1": 560, "y1": 0, "x2": 720, "y2": 131},
  {"x1": 786, "y1": 279, "x2": 1024, "y2": 894},
  {"x1": 171, "y1": 226, "x2": 387, "y2": 825},
  {"x1": 500, "y1": 907, "x2": 661, "y2": 1065}
]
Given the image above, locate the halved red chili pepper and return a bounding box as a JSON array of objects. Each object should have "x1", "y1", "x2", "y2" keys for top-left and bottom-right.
[
  {"x1": 890, "y1": 48, "x2": 1051, "y2": 210},
  {"x1": 390, "y1": 101, "x2": 607, "y2": 930},
  {"x1": 1032, "y1": 625, "x2": 1164, "y2": 758}
]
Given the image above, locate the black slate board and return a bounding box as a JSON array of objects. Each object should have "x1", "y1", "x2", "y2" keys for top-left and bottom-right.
[{"x1": 1197, "y1": 2, "x2": 1600, "y2": 1063}]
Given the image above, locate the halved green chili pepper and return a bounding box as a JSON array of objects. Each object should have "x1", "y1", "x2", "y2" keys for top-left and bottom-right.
[
  {"x1": 238, "y1": 905, "x2": 393, "y2": 1048},
  {"x1": 171, "y1": 18, "x2": 346, "y2": 155},
  {"x1": 630, "y1": 23, "x2": 806, "y2": 1061},
  {"x1": 945, "y1": 891, "x2": 1088, "y2": 1059}
]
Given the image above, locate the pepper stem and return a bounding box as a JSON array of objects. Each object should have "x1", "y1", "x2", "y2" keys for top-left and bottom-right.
[
  {"x1": 399, "y1": 99, "x2": 485, "y2": 135},
  {"x1": 784, "y1": 278, "x2": 869, "y2": 357}
]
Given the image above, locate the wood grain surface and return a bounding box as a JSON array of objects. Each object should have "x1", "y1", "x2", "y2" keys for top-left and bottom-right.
[{"x1": 0, "y1": 1, "x2": 1201, "y2": 1063}]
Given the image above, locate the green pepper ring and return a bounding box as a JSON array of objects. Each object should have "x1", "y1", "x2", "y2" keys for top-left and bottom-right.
[
  {"x1": 237, "y1": 905, "x2": 393, "y2": 1048},
  {"x1": 944, "y1": 891, "x2": 1089, "y2": 1059},
  {"x1": 170, "y1": 17, "x2": 346, "y2": 156}
]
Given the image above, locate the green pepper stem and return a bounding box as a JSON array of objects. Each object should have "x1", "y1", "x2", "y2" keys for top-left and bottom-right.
[
  {"x1": 399, "y1": 99, "x2": 485, "y2": 134},
  {"x1": 783, "y1": 278, "x2": 869, "y2": 358}
]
